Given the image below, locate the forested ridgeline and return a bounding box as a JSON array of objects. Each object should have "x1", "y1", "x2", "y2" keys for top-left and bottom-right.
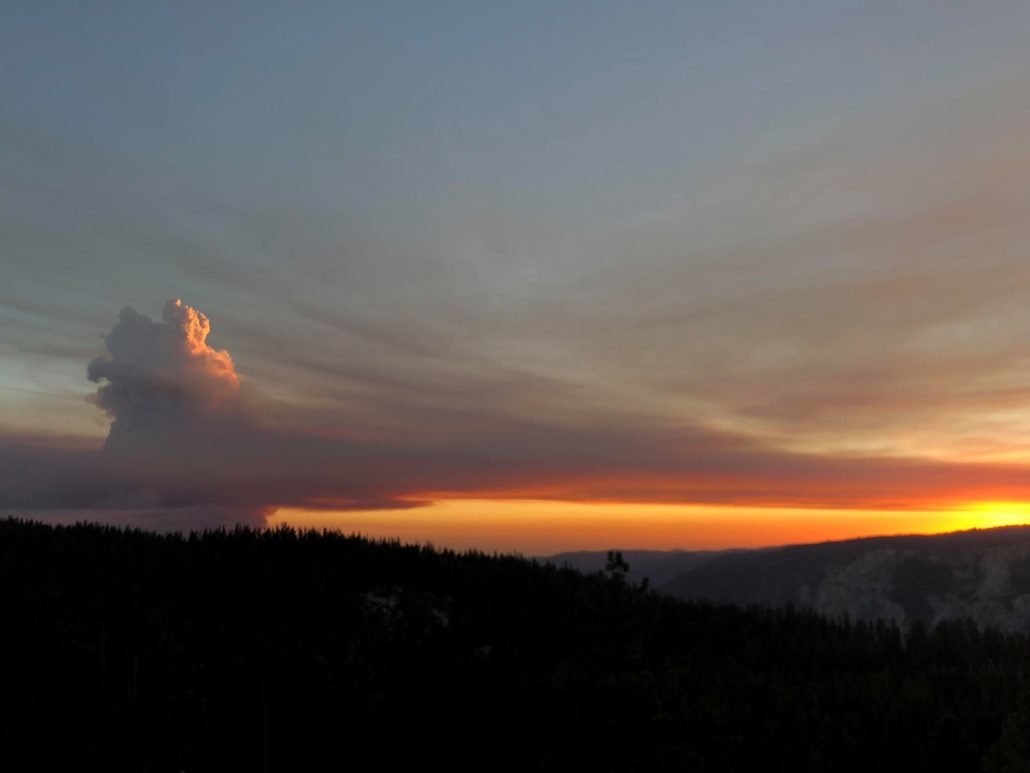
[{"x1": 3, "y1": 517, "x2": 1030, "y2": 772}]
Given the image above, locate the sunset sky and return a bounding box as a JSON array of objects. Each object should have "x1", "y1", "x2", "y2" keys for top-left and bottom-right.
[{"x1": 5, "y1": 3, "x2": 1030, "y2": 553}]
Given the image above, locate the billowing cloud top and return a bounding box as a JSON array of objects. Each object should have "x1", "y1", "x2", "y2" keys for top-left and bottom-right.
[{"x1": 87, "y1": 300, "x2": 240, "y2": 445}]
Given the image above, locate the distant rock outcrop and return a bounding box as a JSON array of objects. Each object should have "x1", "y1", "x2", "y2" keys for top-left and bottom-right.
[{"x1": 659, "y1": 525, "x2": 1030, "y2": 631}]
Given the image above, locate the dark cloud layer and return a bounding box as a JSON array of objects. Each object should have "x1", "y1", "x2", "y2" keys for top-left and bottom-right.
[{"x1": 5, "y1": 301, "x2": 1030, "y2": 532}]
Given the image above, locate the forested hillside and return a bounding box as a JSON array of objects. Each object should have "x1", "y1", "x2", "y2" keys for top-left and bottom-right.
[{"x1": 3, "y1": 518, "x2": 1030, "y2": 771}]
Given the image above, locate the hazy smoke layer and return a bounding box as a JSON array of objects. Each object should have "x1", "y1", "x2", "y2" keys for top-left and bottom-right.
[{"x1": 8, "y1": 299, "x2": 1030, "y2": 533}]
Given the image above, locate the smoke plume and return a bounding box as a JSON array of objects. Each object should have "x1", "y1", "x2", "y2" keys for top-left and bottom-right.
[{"x1": 87, "y1": 300, "x2": 241, "y2": 447}]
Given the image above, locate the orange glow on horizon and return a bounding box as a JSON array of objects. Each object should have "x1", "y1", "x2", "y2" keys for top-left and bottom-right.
[{"x1": 269, "y1": 499, "x2": 1030, "y2": 556}]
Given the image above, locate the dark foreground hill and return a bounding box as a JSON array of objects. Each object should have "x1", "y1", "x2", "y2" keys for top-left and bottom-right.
[{"x1": 5, "y1": 519, "x2": 1030, "y2": 771}]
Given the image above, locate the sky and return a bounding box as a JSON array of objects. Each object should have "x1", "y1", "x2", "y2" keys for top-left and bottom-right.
[{"x1": 5, "y1": 2, "x2": 1030, "y2": 553}]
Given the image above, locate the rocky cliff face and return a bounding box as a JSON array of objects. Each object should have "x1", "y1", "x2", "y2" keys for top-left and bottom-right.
[{"x1": 660, "y1": 526, "x2": 1030, "y2": 631}]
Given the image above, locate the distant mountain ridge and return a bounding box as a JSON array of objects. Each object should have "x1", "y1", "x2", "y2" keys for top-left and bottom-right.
[
  {"x1": 546, "y1": 525, "x2": 1030, "y2": 631},
  {"x1": 542, "y1": 548, "x2": 737, "y2": 588}
]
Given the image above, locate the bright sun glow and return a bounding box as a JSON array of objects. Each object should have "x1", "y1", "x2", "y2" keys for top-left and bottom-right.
[{"x1": 944, "y1": 502, "x2": 1030, "y2": 532}]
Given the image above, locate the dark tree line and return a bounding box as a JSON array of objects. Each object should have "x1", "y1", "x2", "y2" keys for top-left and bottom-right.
[{"x1": 2, "y1": 517, "x2": 1030, "y2": 771}]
